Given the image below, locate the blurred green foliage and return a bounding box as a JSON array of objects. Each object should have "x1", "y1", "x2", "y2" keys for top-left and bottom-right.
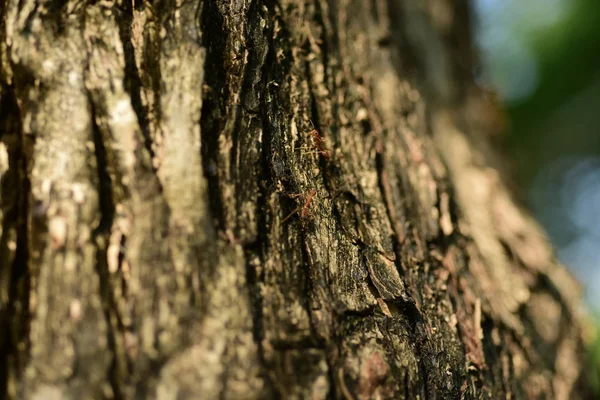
[{"x1": 505, "y1": 0, "x2": 600, "y2": 186}]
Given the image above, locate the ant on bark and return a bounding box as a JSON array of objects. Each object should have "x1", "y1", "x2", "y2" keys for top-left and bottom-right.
[
  {"x1": 282, "y1": 189, "x2": 317, "y2": 223},
  {"x1": 299, "y1": 124, "x2": 331, "y2": 159},
  {"x1": 307, "y1": 129, "x2": 331, "y2": 159}
]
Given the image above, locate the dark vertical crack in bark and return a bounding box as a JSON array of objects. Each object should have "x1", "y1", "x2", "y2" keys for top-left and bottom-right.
[
  {"x1": 90, "y1": 100, "x2": 115, "y2": 236},
  {"x1": 5, "y1": 137, "x2": 29, "y2": 400},
  {"x1": 117, "y1": 0, "x2": 156, "y2": 164},
  {"x1": 0, "y1": 85, "x2": 14, "y2": 400},
  {"x1": 199, "y1": 0, "x2": 228, "y2": 232},
  {"x1": 89, "y1": 98, "x2": 125, "y2": 400},
  {"x1": 244, "y1": 5, "x2": 282, "y2": 393},
  {"x1": 0, "y1": 85, "x2": 30, "y2": 400},
  {"x1": 314, "y1": 0, "x2": 333, "y2": 86}
]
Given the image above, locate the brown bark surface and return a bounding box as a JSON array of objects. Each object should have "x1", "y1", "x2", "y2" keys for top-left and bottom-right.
[{"x1": 0, "y1": 0, "x2": 591, "y2": 399}]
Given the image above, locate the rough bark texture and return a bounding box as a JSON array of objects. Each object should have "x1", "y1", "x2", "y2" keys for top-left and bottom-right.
[{"x1": 0, "y1": 0, "x2": 591, "y2": 399}]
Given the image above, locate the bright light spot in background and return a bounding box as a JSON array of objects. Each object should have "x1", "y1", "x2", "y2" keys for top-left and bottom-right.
[
  {"x1": 474, "y1": 0, "x2": 572, "y2": 103},
  {"x1": 531, "y1": 157, "x2": 600, "y2": 306}
]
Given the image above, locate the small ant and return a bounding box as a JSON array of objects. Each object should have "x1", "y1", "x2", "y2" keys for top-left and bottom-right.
[
  {"x1": 299, "y1": 127, "x2": 331, "y2": 159},
  {"x1": 282, "y1": 189, "x2": 317, "y2": 222},
  {"x1": 308, "y1": 129, "x2": 331, "y2": 159}
]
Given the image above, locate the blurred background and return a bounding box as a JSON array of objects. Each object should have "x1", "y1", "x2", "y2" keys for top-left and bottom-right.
[
  {"x1": 472, "y1": 0, "x2": 600, "y2": 386},
  {"x1": 473, "y1": 0, "x2": 600, "y2": 306}
]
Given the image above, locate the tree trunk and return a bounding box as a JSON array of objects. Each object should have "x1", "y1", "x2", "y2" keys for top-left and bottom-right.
[{"x1": 0, "y1": 0, "x2": 591, "y2": 398}]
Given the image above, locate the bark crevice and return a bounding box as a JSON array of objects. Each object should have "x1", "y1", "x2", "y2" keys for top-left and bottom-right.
[{"x1": 0, "y1": 83, "x2": 30, "y2": 399}]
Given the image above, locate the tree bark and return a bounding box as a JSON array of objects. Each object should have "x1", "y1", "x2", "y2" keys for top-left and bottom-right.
[{"x1": 0, "y1": 0, "x2": 591, "y2": 399}]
